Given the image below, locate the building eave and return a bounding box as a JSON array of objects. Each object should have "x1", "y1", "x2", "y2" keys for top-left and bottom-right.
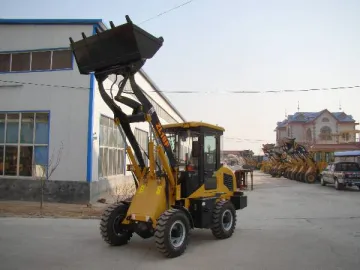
[
  {"x1": 0, "y1": 18, "x2": 103, "y2": 25},
  {"x1": 309, "y1": 143, "x2": 360, "y2": 152},
  {"x1": 0, "y1": 18, "x2": 106, "y2": 31},
  {"x1": 138, "y1": 69, "x2": 186, "y2": 122}
]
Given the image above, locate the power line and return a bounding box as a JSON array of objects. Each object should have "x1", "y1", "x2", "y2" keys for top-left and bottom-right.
[
  {"x1": 0, "y1": 79, "x2": 276, "y2": 143},
  {"x1": 0, "y1": 79, "x2": 358, "y2": 95},
  {"x1": 224, "y1": 137, "x2": 273, "y2": 142},
  {"x1": 151, "y1": 85, "x2": 360, "y2": 94},
  {"x1": 138, "y1": 0, "x2": 196, "y2": 25}
]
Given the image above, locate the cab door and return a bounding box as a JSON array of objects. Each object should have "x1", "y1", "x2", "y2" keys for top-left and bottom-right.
[{"x1": 203, "y1": 133, "x2": 218, "y2": 190}]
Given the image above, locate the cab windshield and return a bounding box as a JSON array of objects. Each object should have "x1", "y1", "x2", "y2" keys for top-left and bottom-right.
[{"x1": 166, "y1": 130, "x2": 200, "y2": 171}]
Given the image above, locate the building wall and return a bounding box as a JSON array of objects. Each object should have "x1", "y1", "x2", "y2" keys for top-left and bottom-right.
[
  {"x1": 276, "y1": 128, "x2": 287, "y2": 144},
  {"x1": 90, "y1": 73, "x2": 184, "y2": 199},
  {"x1": 0, "y1": 24, "x2": 95, "y2": 182},
  {"x1": 313, "y1": 111, "x2": 337, "y2": 144},
  {"x1": 338, "y1": 123, "x2": 356, "y2": 143},
  {"x1": 276, "y1": 110, "x2": 357, "y2": 146},
  {"x1": 289, "y1": 124, "x2": 305, "y2": 142},
  {"x1": 0, "y1": 24, "x2": 94, "y2": 51},
  {"x1": 0, "y1": 22, "x2": 186, "y2": 203}
]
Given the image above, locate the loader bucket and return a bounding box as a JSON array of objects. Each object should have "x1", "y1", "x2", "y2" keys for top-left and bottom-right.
[{"x1": 69, "y1": 15, "x2": 164, "y2": 75}]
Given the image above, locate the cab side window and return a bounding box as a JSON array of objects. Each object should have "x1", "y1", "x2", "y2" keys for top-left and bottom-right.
[{"x1": 204, "y1": 134, "x2": 216, "y2": 172}]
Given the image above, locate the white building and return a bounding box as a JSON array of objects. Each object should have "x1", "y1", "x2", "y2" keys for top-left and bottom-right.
[
  {"x1": 0, "y1": 19, "x2": 186, "y2": 203},
  {"x1": 274, "y1": 109, "x2": 360, "y2": 153}
]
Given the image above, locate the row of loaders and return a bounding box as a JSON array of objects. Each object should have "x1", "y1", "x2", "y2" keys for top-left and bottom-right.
[{"x1": 260, "y1": 139, "x2": 333, "y2": 184}]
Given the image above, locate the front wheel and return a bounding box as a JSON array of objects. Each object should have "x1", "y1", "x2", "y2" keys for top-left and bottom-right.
[
  {"x1": 320, "y1": 176, "x2": 326, "y2": 186},
  {"x1": 334, "y1": 179, "x2": 344, "y2": 190},
  {"x1": 100, "y1": 203, "x2": 133, "y2": 246},
  {"x1": 211, "y1": 200, "x2": 237, "y2": 239},
  {"x1": 154, "y1": 209, "x2": 191, "y2": 258}
]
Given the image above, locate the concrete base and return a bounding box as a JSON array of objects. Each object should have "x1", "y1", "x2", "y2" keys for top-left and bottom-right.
[{"x1": 0, "y1": 175, "x2": 136, "y2": 204}]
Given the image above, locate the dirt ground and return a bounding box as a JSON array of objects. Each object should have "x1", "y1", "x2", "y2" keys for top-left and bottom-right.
[
  {"x1": 0, "y1": 172, "x2": 259, "y2": 219},
  {"x1": 0, "y1": 200, "x2": 108, "y2": 219}
]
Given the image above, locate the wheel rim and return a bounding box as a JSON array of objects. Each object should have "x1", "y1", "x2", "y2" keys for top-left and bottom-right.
[
  {"x1": 222, "y1": 209, "x2": 233, "y2": 231},
  {"x1": 169, "y1": 220, "x2": 186, "y2": 248},
  {"x1": 307, "y1": 175, "x2": 315, "y2": 183}
]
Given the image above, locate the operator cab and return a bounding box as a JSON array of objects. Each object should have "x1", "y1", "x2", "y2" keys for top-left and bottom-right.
[{"x1": 163, "y1": 122, "x2": 225, "y2": 197}]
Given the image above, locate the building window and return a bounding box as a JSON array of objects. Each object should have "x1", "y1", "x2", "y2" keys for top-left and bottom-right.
[
  {"x1": 98, "y1": 115, "x2": 126, "y2": 178},
  {"x1": 319, "y1": 126, "x2": 332, "y2": 141},
  {"x1": 322, "y1": 117, "x2": 329, "y2": 122},
  {"x1": 12, "y1": 52, "x2": 31, "y2": 72},
  {"x1": 0, "y1": 112, "x2": 49, "y2": 178},
  {"x1": 342, "y1": 132, "x2": 350, "y2": 141},
  {"x1": 306, "y1": 128, "x2": 312, "y2": 142},
  {"x1": 0, "y1": 48, "x2": 73, "y2": 73},
  {"x1": 0, "y1": 54, "x2": 11, "y2": 72},
  {"x1": 134, "y1": 128, "x2": 149, "y2": 166},
  {"x1": 31, "y1": 51, "x2": 51, "y2": 71},
  {"x1": 52, "y1": 50, "x2": 73, "y2": 70}
]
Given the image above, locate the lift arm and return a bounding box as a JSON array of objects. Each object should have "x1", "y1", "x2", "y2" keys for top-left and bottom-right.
[{"x1": 69, "y1": 15, "x2": 178, "y2": 172}]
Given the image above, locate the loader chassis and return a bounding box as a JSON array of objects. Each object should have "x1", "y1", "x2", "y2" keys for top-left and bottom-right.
[{"x1": 69, "y1": 15, "x2": 247, "y2": 258}]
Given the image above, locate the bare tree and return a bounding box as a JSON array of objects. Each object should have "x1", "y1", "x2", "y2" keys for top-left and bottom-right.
[
  {"x1": 32, "y1": 141, "x2": 64, "y2": 214},
  {"x1": 107, "y1": 180, "x2": 136, "y2": 203}
]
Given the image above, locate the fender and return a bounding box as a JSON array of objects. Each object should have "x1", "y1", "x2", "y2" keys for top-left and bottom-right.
[{"x1": 171, "y1": 205, "x2": 194, "y2": 229}]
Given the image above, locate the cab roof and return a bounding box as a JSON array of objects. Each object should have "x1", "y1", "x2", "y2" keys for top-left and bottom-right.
[{"x1": 163, "y1": 121, "x2": 225, "y2": 132}]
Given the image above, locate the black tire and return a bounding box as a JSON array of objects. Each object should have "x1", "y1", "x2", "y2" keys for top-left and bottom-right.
[
  {"x1": 320, "y1": 175, "x2": 326, "y2": 186},
  {"x1": 305, "y1": 173, "x2": 316, "y2": 184},
  {"x1": 211, "y1": 200, "x2": 237, "y2": 239},
  {"x1": 334, "y1": 179, "x2": 344, "y2": 190},
  {"x1": 100, "y1": 203, "x2": 133, "y2": 246},
  {"x1": 154, "y1": 208, "x2": 191, "y2": 258}
]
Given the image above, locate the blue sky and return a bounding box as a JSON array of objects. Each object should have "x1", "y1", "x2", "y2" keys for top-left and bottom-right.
[{"x1": 2, "y1": 0, "x2": 360, "y2": 154}]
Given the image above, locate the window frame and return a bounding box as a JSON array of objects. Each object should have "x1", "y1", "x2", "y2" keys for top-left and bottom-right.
[
  {"x1": 98, "y1": 114, "x2": 127, "y2": 179},
  {"x1": 134, "y1": 127, "x2": 149, "y2": 167},
  {"x1": 319, "y1": 126, "x2": 332, "y2": 141},
  {"x1": 0, "y1": 111, "x2": 50, "y2": 179},
  {"x1": 0, "y1": 47, "x2": 73, "y2": 74}
]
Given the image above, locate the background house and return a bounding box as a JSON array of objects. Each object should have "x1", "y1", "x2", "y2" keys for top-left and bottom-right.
[
  {"x1": 275, "y1": 109, "x2": 360, "y2": 152},
  {"x1": 0, "y1": 19, "x2": 185, "y2": 203}
]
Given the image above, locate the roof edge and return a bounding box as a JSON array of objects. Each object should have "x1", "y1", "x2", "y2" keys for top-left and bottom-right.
[
  {"x1": 139, "y1": 69, "x2": 186, "y2": 122},
  {"x1": 0, "y1": 19, "x2": 103, "y2": 25}
]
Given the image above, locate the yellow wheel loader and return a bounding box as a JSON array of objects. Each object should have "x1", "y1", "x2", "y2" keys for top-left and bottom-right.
[{"x1": 69, "y1": 16, "x2": 247, "y2": 258}]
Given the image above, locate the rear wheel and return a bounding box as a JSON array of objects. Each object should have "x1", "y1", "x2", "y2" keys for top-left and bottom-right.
[
  {"x1": 154, "y1": 208, "x2": 191, "y2": 258},
  {"x1": 334, "y1": 179, "x2": 344, "y2": 190},
  {"x1": 211, "y1": 200, "x2": 237, "y2": 239},
  {"x1": 305, "y1": 173, "x2": 316, "y2": 184},
  {"x1": 100, "y1": 203, "x2": 133, "y2": 246}
]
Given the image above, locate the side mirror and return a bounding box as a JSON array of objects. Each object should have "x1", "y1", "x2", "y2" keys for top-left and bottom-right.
[{"x1": 192, "y1": 141, "x2": 200, "y2": 157}]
